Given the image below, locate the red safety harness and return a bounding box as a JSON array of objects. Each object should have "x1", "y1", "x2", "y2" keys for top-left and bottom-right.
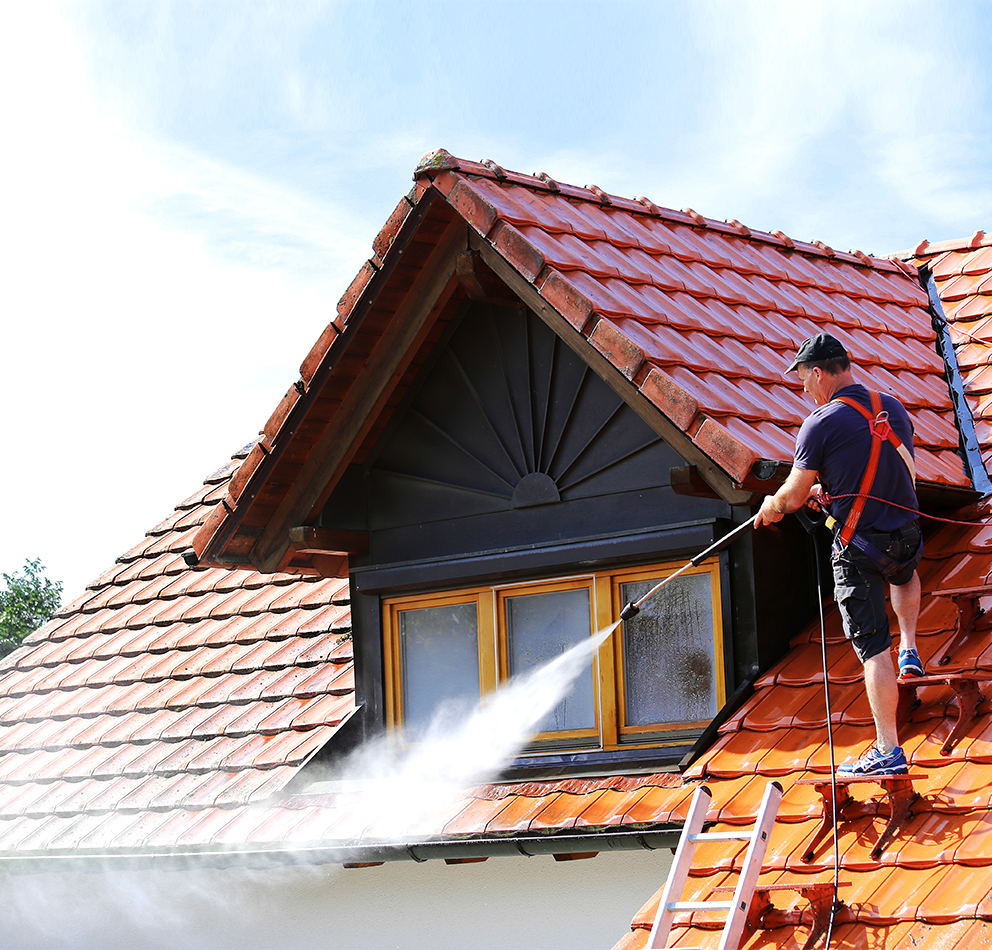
[{"x1": 831, "y1": 390, "x2": 917, "y2": 549}]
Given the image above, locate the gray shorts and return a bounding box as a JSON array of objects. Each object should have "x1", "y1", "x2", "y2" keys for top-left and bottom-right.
[{"x1": 832, "y1": 522, "x2": 922, "y2": 663}]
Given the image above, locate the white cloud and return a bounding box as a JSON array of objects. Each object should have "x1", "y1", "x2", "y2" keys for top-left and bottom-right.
[
  {"x1": 605, "y1": 0, "x2": 992, "y2": 251},
  {"x1": 0, "y1": 4, "x2": 373, "y2": 601}
]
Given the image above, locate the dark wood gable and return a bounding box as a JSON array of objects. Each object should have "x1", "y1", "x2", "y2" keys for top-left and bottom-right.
[
  {"x1": 320, "y1": 300, "x2": 732, "y2": 571},
  {"x1": 329, "y1": 302, "x2": 724, "y2": 565}
]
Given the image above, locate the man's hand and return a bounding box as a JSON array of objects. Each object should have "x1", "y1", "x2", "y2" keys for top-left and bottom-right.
[
  {"x1": 805, "y1": 483, "x2": 827, "y2": 512},
  {"x1": 754, "y1": 466, "x2": 819, "y2": 529},
  {"x1": 755, "y1": 495, "x2": 784, "y2": 528}
]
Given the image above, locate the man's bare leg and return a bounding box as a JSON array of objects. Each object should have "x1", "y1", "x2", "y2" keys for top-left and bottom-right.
[
  {"x1": 890, "y1": 571, "x2": 921, "y2": 655},
  {"x1": 863, "y1": 649, "x2": 900, "y2": 753}
]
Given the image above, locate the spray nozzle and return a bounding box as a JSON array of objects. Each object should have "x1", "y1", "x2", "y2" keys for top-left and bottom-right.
[{"x1": 620, "y1": 602, "x2": 640, "y2": 621}]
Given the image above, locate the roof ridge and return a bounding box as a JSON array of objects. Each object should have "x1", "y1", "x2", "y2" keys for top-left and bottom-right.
[
  {"x1": 897, "y1": 230, "x2": 992, "y2": 260},
  {"x1": 413, "y1": 148, "x2": 906, "y2": 275}
]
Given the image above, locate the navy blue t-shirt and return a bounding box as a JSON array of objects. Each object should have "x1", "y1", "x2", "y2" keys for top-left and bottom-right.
[{"x1": 794, "y1": 384, "x2": 918, "y2": 532}]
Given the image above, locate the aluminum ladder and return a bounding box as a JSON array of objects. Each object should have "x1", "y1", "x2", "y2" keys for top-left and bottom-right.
[{"x1": 647, "y1": 780, "x2": 783, "y2": 950}]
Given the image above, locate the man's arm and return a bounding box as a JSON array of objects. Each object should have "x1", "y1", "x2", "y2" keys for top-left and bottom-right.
[{"x1": 755, "y1": 466, "x2": 819, "y2": 528}]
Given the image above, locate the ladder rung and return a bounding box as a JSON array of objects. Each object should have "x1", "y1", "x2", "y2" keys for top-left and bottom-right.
[
  {"x1": 668, "y1": 901, "x2": 735, "y2": 912},
  {"x1": 689, "y1": 830, "x2": 753, "y2": 841}
]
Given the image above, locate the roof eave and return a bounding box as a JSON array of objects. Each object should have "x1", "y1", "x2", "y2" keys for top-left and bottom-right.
[{"x1": 0, "y1": 826, "x2": 682, "y2": 874}]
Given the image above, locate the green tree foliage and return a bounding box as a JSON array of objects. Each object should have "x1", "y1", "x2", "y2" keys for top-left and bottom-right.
[{"x1": 0, "y1": 558, "x2": 62, "y2": 659}]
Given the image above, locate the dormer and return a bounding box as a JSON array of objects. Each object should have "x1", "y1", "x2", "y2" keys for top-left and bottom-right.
[{"x1": 189, "y1": 150, "x2": 975, "y2": 775}]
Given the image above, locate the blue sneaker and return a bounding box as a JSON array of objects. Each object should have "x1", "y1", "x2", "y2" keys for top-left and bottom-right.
[
  {"x1": 898, "y1": 649, "x2": 924, "y2": 678},
  {"x1": 838, "y1": 745, "x2": 908, "y2": 776}
]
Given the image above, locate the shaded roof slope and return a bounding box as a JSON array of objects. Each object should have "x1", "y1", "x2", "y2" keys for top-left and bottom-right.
[
  {"x1": 0, "y1": 444, "x2": 354, "y2": 841},
  {"x1": 0, "y1": 449, "x2": 693, "y2": 866},
  {"x1": 195, "y1": 150, "x2": 969, "y2": 575}
]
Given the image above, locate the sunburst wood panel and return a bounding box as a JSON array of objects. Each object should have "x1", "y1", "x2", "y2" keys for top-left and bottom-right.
[{"x1": 369, "y1": 303, "x2": 666, "y2": 517}]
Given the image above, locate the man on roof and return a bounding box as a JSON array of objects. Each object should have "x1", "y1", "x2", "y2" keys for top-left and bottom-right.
[{"x1": 754, "y1": 332, "x2": 923, "y2": 776}]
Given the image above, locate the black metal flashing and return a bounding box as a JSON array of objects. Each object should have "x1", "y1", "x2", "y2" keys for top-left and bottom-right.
[
  {"x1": 351, "y1": 518, "x2": 722, "y2": 595},
  {"x1": 923, "y1": 267, "x2": 992, "y2": 496},
  {"x1": 499, "y1": 747, "x2": 693, "y2": 781}
]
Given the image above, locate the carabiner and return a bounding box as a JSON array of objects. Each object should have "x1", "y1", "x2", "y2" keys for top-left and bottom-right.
[{"x1": 870, "y1": 410, "x2": 891, "y2": 441}]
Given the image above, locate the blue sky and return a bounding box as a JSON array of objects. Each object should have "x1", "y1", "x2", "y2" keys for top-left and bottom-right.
[{"x1": 1, "y1": 0, "x2": 990, "y2": 601}]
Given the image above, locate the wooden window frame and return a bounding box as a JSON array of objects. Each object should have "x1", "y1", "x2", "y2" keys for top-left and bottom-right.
[
  {"x1": 495, "y1": 576, "x2": 601, "y2": 747},
  {"x1": 382, "y1": 558, "x2": 724, "y2": 753},
  {"x1": 608, "y1": 560, "x2": 726, "y2": 748},
  {"x1": 382, "y1": 587, "x2": 496, "y2": 730}
]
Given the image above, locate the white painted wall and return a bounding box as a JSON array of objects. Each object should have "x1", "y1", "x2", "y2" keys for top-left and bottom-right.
[{"x1": 1, "y1": 848, "x2": 671, "y2": 949}]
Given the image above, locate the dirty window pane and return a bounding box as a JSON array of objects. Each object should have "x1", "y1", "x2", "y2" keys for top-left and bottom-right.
[
  {"x1": 505, "y1": 588, "x2": 594, "y2": 733},
  {"x1": 621, "y1": 573, "x2": 716, "y2": 726},
  {"x1": 400, "y1": 603, "x2": 479, "y2": 738}
]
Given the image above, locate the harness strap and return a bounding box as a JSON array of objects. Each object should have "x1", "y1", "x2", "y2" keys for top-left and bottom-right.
[{"x1": 832, "y1": 391, "x2": 916, "y2": 548}]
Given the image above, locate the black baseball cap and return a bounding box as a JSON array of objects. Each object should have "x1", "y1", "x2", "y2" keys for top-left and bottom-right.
[{"x1": 786, "y1": 333, "x2": 848, "y2": 372}]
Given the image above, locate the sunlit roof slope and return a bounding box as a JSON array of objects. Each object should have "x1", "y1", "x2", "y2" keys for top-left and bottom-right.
[
  {"x1": 415, "y1": 152, "x2": 962, "y2": 482},
  {"x1": 611, "y1": 498, "x2": 992, "y2": 949},
  {"x1": 0, "y1": 444, "x2": 354, "y2": 842},
  {"x1": 194, "y1": 149, "x2": 969, "y2": 575}
]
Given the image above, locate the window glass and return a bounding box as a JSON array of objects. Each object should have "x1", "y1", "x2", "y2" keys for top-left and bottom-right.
[
  {"x1": 621, "y1": 572, "x2": 716, "y2": 726},
  {"x1": 504, "y1": 587, "x2": 595, "y2": 733},
  {"x1": 399, "y1": 602, "x2": 480, "y2": 737},
  {"x1": 383, "y1": 557, "x2": 724, "y2": 753}
]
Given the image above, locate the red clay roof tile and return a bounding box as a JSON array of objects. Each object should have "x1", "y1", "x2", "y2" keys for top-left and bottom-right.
[
  {"x1": 212, "y1": 804, "x2": 296, "y2": 845},
  {"x1": 561, "y1": 787, "x2": 641, "y2": 829},
  {"x1": 478, "y1": 793, "x2": 555, "y2": 834},
  {"x1": 54, "y1": 659, "x2": 104, "y2": 691},
  {"x1": 180, "y1": 735, "x2": 256, "y2": 774},
  {"x1": 91, "y1": 709, "x2": 150, "y2": 746},
  {"x1": 286, "y1": 692, "x2": 352, "y2": 730},
  {"x1": 297, "y1": 604, "x2": 351, "y2": 636}
]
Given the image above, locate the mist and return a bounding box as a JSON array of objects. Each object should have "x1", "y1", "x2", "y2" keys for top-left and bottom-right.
[{"x1": 1, "y1": 625, "x2": 636, "y2": 949}]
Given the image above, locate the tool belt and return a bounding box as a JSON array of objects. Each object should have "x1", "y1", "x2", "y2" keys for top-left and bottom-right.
[
  {"x1": 828, "y1": 521, "x2": 923, "y2": 581},
  {"x1": 824, "y1": 390, "x2": 920, "y2": 580}
]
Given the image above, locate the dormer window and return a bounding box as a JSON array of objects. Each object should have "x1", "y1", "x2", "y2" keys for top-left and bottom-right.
[{"x1": 382, "y1": 558, "x2": 725, "y2": 752}]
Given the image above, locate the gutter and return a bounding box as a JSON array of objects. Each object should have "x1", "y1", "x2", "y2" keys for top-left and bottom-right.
[
  {"x1": 0, "y1": 827, "x2": 682, "y2": 875},
  {"x1": 923, "y1": 267, "x2": 992, "y2": 496}
]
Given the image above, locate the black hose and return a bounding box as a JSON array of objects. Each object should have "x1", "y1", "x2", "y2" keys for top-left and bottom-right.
[{"x1": 802, "y1": 513, "x2": 841, "y2": 947}]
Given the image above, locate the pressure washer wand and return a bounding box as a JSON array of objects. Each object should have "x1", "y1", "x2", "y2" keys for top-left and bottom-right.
[{"x1": 619, "y1": 515, "x2": 758, "y2": 621}]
